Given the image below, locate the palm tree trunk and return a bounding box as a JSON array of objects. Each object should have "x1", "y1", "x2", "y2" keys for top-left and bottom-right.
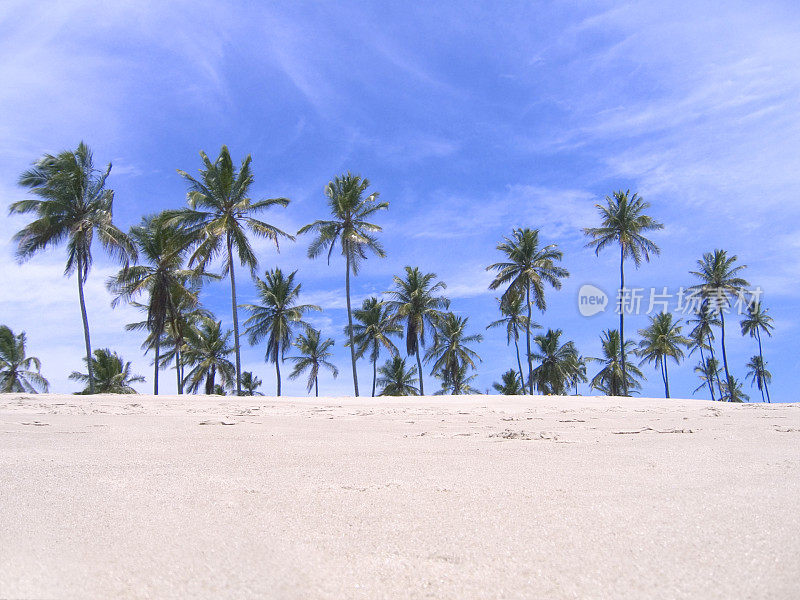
[
  {"x1": 175, "y1": 341, "x2": 183, "y2": 394},
  {"x1": 76, "y1": 270, "x2": 95, "y2": 394},
  {"x1": 372, "y1": 358, "x2": 377, "y2": 397},
  {"x1": 345, "y1": 251, "x2": 359, "y2": 396},
  {"x1": 276, "y1": 357, "x2": 281, "y2": 396},
  {"x1": 226, "y1": 233, "x2": 242, "y2": 396},
  {"x1": 315, "y1": 376, "x2": 319, "y2": 397},
  {"x1": 707, "y1": 332, "x2": 723, "y2": 400},
  {"x1": 513, "y1": 334, "x2": 525, "y2": 395},
  {"x1": 756, "y1": 329, "x2": 770, "y2": 403},
  {"x1": 206, "y1": 365, "x2": 216, "y2": 395},
  {"x1": 153, "y1": 338, "x2": 160, "y2": 395},
  {"x1": 619, "y1": 245, "x2": 627, "y2": 396},
  {"x1": 719, "y1": 310, "x2": 732, "y2": 400},
  {"x1": 699, "y1": 345, "x2": 715, "y2": 401},
  {"x1": 663, "y1": 357, "x2": 670, "y2": 398},
  {"x1": 415, "y1": 344, "x2": 425, "y2": 395},
  {"x1": 525, "y1": 283, "x2": 534, "y2": 395}
]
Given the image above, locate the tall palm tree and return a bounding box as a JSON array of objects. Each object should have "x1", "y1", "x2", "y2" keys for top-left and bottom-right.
[
  {"x1": 425, "y1": 313, "x2": 483, "y2": 395},
  {"x1": 687, "y1": 301, "x2": 722, "y2": 401},
  {"x1": 741, "y1": 303, "x2": 774, "y2": 403},
  {"x1": 11, "y1": 142, "x2": 136, "y2": 393},
  {"x1": 182, "y1": 317, "x2": 235, "y2": 394},
  {"x1": 385, "y1": 267, "x2": 450, "y2": 395},
  {"x1": 0, "y1": 326, "x2": 49, "y2": 393},
  {"x1": 170, "y1": 145, "x2": 292, "y2": 395},
  {"x1": 589, "y1": 329, "x2": 644, "y2": 396},
  {"x1": 693, "y1": 357, "x2": 721, "y2": 399},
  {"x1": 69, "y1": 348, "x2": 144, "y2": 394},
  {"x1": 636, "y1": 312, "x2": 690, "y2": 398},
  {"x1": 377, "y1": 356, "x2": 419, "y2": 396},
  {"x1": 487, "y1": 228, "x2": 569, "y2": 394},
  {"x1": 745, "y1": 355, "x2": 772, "y2": 403},
  {"x1": 347, "y1": 297, "x2": 402, "y2": 396},
  {"x1": 492, "y1": 369, "x2": 524, "y2": 395},
  {"x1": 689, "y1": 249, "x2": 749, "y2": 398},
  {"x1": 154, "y1": 299, "x2": 212, "y2": 394},
  {"x1": 288, "y1": 328, "x2": 338, "y2": 396},
  {"x1": 241, "y1": 371, "x2": 263, "y2": 396},
  {"x1": 298, "y1": 173, "x2": 388, "y2": 396},
  {"x1": 530, "y1": 328, "x2": 579, "y2": 395},
  {"x1": 583, "y1": 191, "x2": 663, "y2": 395},
  {"x1": 107, "y1": 215, "x2": 206, "y2": 395},
  {"x1": 242, "y1": 269, "x2": 320, "y2": 396},
  {"x1": 486, "y1": 292, "x2": 537, "y2": 393}
]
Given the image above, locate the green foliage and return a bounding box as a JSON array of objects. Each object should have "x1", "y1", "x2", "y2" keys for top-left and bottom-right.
[
  {"x1": 0, "y1": 326, "x2": 49, "y2": 393},
  {"x1": 288, "y1": 328, "x2": 338, "y2": 396},
  {"x1": 69, "y1": 348, "x2": 144, "y2": 394},
  {"x1": 377, "y1": 356, "x2": 419, "y2": 396}
]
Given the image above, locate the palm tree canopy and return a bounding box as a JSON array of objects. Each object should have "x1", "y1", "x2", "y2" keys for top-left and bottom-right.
[
  {"x1": 687, "y1": 300, "x2": 721, "y2": 354},
  {"x1": 741, "y1": 303, "x2": 774, "y2": 339},
  {"x1": 693, "y1": 357, "x2": 721, "y2": 394},
  {"x1": 181, "y1": 317, "x2": 235, "y2": 393},
  {"x1": 425, "y1": 313, "x2": 483, "y2": 385},
  {"x1": 297, "y1": 172, "x2": 388, "y2": 272},
  {"x1": 745, "y1": 355, "x2": 772, "y2": 390},
  {"x1": 589, "y1": 329, "x2": 644, "y2": 396},
  {"x1": 487, "y1": 227, "x2": 569, "y2": 310},
  {"x1": 530, "y1": 328, "x2": 579, "y2": 395},
  {"x1": 241, "y1": 371, "x2": 264, "y2": 395},
  {"x1": 347, "y1": 297, "x2": 402, "y2": 362},
  {"x1": 385, "y1": 267, "x2": 450, "y2": 355},
  {"x1": 434, "y1": 363, "x2": 482, "y2": 395},
  {"x1": 493, "y1": 369, "x2": 524, "y2": 395},
  {"x1": 69, "y1": 348, "x2": 144, "y2": 394},
  {"x1": 486, "y1": 291, "x2": 538, "y2": 342},
  {"x1": 582, "y1": 190, "x2": 664, "y2": 266},
  {"x1": 0, "y1": 326, "x2": 49, "y2": 393},
  {"x1": 288, "y1": 328, "x2": 339, "y2": 393},
  {"x1": 10, "y1": 141, "x2": 136, "y2": 280},
  {"x1": 637, "y1": 312, "x2": 691, "y2": 367},
  {"x1": 689, "y1": 249, "x2": 749, "y2": 309},
  {"x1": 242, "y1": 268, "x2": 321, "y2": 364},
  {"x1": 377, "y1": 356, "x2": 419, "y2": 396}
]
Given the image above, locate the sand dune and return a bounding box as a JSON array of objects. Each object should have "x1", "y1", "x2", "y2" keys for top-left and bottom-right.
[{"x1": 1, "y1": 393, "x2": 798, "y2": 599}]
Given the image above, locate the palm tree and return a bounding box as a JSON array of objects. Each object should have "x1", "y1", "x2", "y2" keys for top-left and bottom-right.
[
  {"x1": 385, "y1": 267, "x2": 450, "y2": 395},
  {"x1": 242, "y1": 269, "x2": 320, "y2": 396},
  {"x1": 241, "y1": 371, "x2": 263, "y2": 396},
  {"x1": 745, "y1": 355, "x2": 772, "y2": 403},
  {"x1": 486, "y1": 292, "x2": 537, "y2": 393},
  {"x1": 487, "y1": 228, "x2": 569, "y2": 394},
  {"x1": 182, "y1": 317, "x2": 235, "y2": 394},
  {"x1": 107, "y1": 215, "x2": 206, "y2": 395},
  {"x1": 425, "y1": 313, "x2": 483, "y2": 395},
  {"x1": 722, "y1": 375, "x2": 750, "y2": 403},
  {"x1": 693, "y1": 357, "x2": 721, "y2": 399},
  {"x1": 298, "y1": 173, "x2": 388, "y2": 396},
  {"x1": 435, "y1": 363, "x2": 481, "y2": 395},
  {"x1": 741, "y1": 303, "x2": 774, "y2": 403},
  {"x1": 10, "y1": 142, "x2": 136, "y2": 393},
  {"x1": 155, "y1": 299, "x2": 212, "y2": 394},
  {"x1": 492, "y1": 369, "x2": 524, "y2": 395},
  {"x1": 589, "y1": 329, "x2": 644, "y2": 396},
  {"x1": 0, "y1": 326, "x2": 49, "y2": 393},
  {"x1": 530, "y1": 328, "x2": 579, "y2": 395},
  {"x1": 288, "y1": 328, "x2": 338, "y2": 396},
  {"x1": 377, "y1": 356, "x2": 419, "y2": 396},
  {"x1": 347, "y1": 297, "x2": 402, "y2": 396},
  {"x1": 583, "y1": 191, "x2": 663, "y2": 395},
  {"x1": 170, "y1": 145, "x2": 292, "y2": 395},
  {"x1": 687, "y1": 301, "x2": 722, "y2": 400},
  {"x1": 636, "y1": 312, "x2": 690, "y2": 398},
  {"x1": 569, "y1": 355, "x2": 589, "y2": 395},
  {"x1": 689, "y1": 249, "x2": 749, "y2": 396},
  {"x1": 69, "y1": 348, "x2": 144, "y2": 394}
]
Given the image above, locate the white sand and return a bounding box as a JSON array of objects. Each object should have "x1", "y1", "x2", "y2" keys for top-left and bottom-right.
[{"x1": 1, "y1": 393, "x2": 798, "y2": 599}]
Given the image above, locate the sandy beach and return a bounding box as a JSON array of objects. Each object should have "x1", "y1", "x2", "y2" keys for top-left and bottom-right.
[{"x1": 1, "y1": 394, "x2": 798, "y2": 599}]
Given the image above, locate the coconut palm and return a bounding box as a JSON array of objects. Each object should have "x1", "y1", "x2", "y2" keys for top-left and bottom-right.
[
  {"x1": 169, "y1": 145, "x2": 292, "y2": 395},
  {"x1": 689, "y1": 249, "x2": 749, "y2": 396},
  {"x1": 69, "y1": 348, "x2": 144, "y2": 394},
  {"x1": 722, "y1": 375, "x2": 750, "y2": 403},
  {"x1": 0, "y1": 326, "x2": 49, "y2": 393},
  {"x1": 425, "y1": 313, "x2": 483, "y2": 395},
  {"x1": 385, "y1": 267, "x2": 450, "y2": 395},
  {"x1": 434, "y1": 363, "x2": 481, "y2": 395},
  {"x1": 298, "y1": 173, "x2": 388, "y2": 396},
  {"x1": 530, "y1": 328, "x2": 579, "y2": 395},
  {"x1": 492, "y1": 369, "x2": 524, "y2": 395},
  {"x1": 241, "y1": 371, "x2": 263, "y2": 396},
  {"x1": 741, "y1": 303, "x2": 774, "y2": 403},
  {"x1": 287, "y1": 328, "x2": 338, "y2": 396},
  {"x1": 636, "y1": 312, "x2": 690, "y2": 398},
  {"x1": 687, "y1": 300, "x2": 722, "y2": 401},
  {"x1": 745, "y1": 355, "x2": 772, "y2": 403},
  {"x1": 107, "y1": 215, "x2": 207, "y2": 395},
  {"x1": 377, "y1": 356, "x2": 419, "y2": 396},
  {"x1": 182, "y1": 317, "x2": 235, "y2": 394},
  {"x1": 152, "y1": 299, "x2": 213, "y2": 394},
  {"x1": 589, "y1": 329, "x2": 644, "y2": 396},
  {"x1": 10, "y1": 142, "x2": 136, "y2": 393},
  {"x1": 486, "y1": 292, "x2": 537, "y2": 393},
  {"x1": 693, "y1": 357, "x2": 721, "y2": 398},
  {"x1": 487, "y1": 228, "x2": 569, "y2": 394},
  {"x1": 583, "y1": 191, "x2": 663, "y2": 395},
  {"x1": 242, "y1": 269, "x2": 320, "y2": 396},
  {"x1": 347, "y1": 297, "x2": 402, "y2": 396},
  {"x1": 568, "y1": 355, "x2": 589, "y2": 395}
]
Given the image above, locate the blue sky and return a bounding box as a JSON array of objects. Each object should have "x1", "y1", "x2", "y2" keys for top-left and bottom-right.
[{"x1": 2, "y1": 1, "x2": 799, "y2": 399}]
